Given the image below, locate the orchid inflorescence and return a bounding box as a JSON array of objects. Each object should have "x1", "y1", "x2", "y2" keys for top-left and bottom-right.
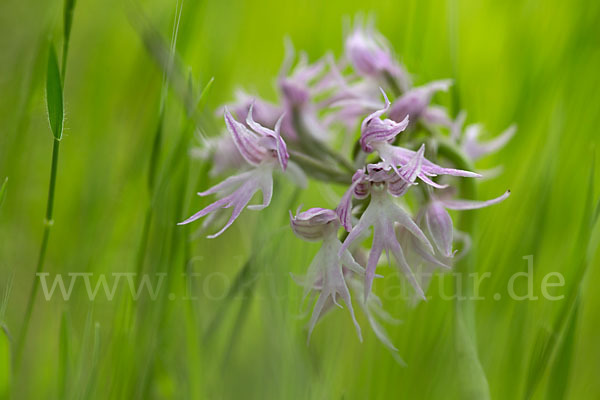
[{"x1": 180, "y1": 19, "x2": 514, "y2": 350}]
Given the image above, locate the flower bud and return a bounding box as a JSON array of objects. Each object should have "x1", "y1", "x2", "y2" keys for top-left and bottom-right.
[
  {"x1": 345, "y1": 24, "x2": 395, "y2": 78},
  {"x1": 423, "y1": 201, "x2": 454, "y2": 258},
  {"x1": 388, "y1": 80, "x2": 451, "y2": 124},
  {"x1": 290, "y1": 207, "x2": 339, "y2": 241},
  {"x1": 280, "y1": 79, "x2": 310, "y2": 107}
]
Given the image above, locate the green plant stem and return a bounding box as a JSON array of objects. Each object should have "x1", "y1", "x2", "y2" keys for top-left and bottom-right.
[
  {"x1": 438, "y1": 141, "x2": 490, "y2": 400},
  {"x1": 291, "y1": 108, "x2": 355, "y2": 173},
  {"x1": 384, "y1": 70, "x2": 490, "y2": 399},
  {"x1": 135, "y1": 113, "x2": 163, "y2": 277},
  {"x1": 383, "y1": 71, "x2": 404, "y2": 97},
  {"x1": 16, "y1": 138, "x2": 61, "y2": 368},
  {"x1": 288, "y1": 150, "x2": 351, "y2": 184}
]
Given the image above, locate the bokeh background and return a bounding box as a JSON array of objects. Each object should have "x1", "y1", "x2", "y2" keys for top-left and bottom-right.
[{"x1": 1, "y1": 0, "x2": 599, "y2": 399}]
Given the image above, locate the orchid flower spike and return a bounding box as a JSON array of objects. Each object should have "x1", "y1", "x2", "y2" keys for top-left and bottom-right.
[
  {"x1": 183, "y1": 16, "x2": 516, "y2": 350},
  {"x1": 290, "y1": 207, "x2": 366, "y2": 343},
  {"x1": 178, "y1": 108, "x2": 288, "y2": 238}
]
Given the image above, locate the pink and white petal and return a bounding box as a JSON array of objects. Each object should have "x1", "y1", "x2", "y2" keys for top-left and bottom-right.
[
  {"x1": 340, "y1": 249, "x2": 366, "y2": 275},
  {"x1": 387, "y1": 234, "x2": 426, "y2": 300},
  {"x1": 207, "y1": 185, "x2": 258, "y2": 239},
  {"x1": 273, "y1": 114, "x2": 289, "y2": 170},
  {"x1": 363, "y1": 223, "x2": 385, "y2": 300},
  {"x1": 388, "y1": 144, "x2": 424, "y2": 196},
  {"x1": 411, "y1": 237, "x2": 452, "y2": 269},
  {"x1": 418, "y1": 174, "x2": 449, "y2": 189},
  {"x1": 422, "y1": 106, "x2": 452, "y2": 127},
  {"x1": 336, "y1": 169, "x2": 366, "y2": 231},
  {"x1": 359, "y1": 88, "x2": 391, "y2": 134},
  {"x1": 386, "y1": 203, "x2": 434, "y2": 254},
  {"x1": 441, "y1": 190, "x2": 510, "y2": 210},
  {"x1": 336, "y1": 276, "x2": 363, "y2": 341},
  {"x1": 365, "y1": 311, "x2": 398, "y2": 352},
  {"x1": 224, "y1": 108, "x2": 265, "y2": 165},
  {"x1": 339, "y1": 215, "x2": 371, "y2": 256},
  {"x1": 246, "y1": 173, "x2": 273, "y2": 210},
  {"x1": 450, "y1": 111, "x2": 467, "y2": 142},
  {"x1": 393, "y1": 146, "x2": 481, "y2": 178},
  {"x1": 198, "y1": 170, "x2": 254, "y2": 196},
  {"x1": 245, "y1": 103, "x2": 272, "y2": 137},
  {"x1": 465, "y1": 124, "x2": 516, "y2": 160},
  {"x1": 307, "y1": 292, "x2": 329, "y2": 344},
  {"x1": 178, "y1": 195, "x2": 234, "y2": 226}
]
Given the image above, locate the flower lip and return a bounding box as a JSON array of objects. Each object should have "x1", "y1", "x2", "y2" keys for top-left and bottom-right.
[{"x1": 365, "y1": 162, "x2": 392, "y2": 183}]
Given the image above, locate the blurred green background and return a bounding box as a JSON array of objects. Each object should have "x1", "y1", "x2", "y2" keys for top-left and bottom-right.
[{"x1": 1, "y1": 0, "x2": 599, "y2": 399}]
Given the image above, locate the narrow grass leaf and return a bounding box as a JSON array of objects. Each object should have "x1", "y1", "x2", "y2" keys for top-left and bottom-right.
[
  {"x1": 546, "y1": 296, "x2": 580, "y2": 400},
  {"x1": 527, "y1": 155, "x2": 597, "y2": 399},
  {"x1": 594, "y1": 197, "x2": 600, "y2": 230},
  {"x1": 197, "y1": 76, "x2": 214, "y2": 106},
  {"x1": 525, "y1": 152, "x2": 596, "y2": 399},
  {"x1": 46, "y1": 44, "x2": 63, "y2": 140},
  {"x1": 83, "y1": 322, "x2": 101, "y2": 400},
  {"x1": 62, "y1": 0, "x2": 77, "y2": 76},
  {"x1": 0, "y1": 177, "x2": 7, "y2": 209},
  {"x1": 59, "y1": 311, "x2": 71, "y2": 400},
  {"x1": 0, "y1": 324, "x2": 10, "y2": 399}
]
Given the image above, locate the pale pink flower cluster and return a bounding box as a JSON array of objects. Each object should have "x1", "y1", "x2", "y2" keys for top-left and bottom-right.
[{"x1": 182, "y1": 19, "x2": 513, "y2": 350}]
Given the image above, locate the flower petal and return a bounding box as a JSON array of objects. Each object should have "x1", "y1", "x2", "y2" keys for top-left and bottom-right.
[
  {"x1": 224, "y1": 108, "x2": 266, "y2": 166},
  {"x1": 388, "y1": 144, "x2": 424, "y2": 196},
  {"x1": 387, "y1": 229, "x2": 426, "y2": 300},
  {"x1": 440, "y1": 190, "x2": 510, "y2": 210},
  {"x1": 336, "y1": 168, "x2": 366, "y2": 232},
  {"x1": 464, "y1": 124, "x2": 516, "y2": 161},
  {"x1": 424, "y1": 201, "x2": 454, "y2": 257},
  {"x1": 359, "y1": 89, "x2": 409, "y2": 152}
]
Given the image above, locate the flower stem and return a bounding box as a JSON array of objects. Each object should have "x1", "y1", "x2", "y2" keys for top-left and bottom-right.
[
  {"x1": 384, "y1": 69, "x2": 490, "y2": 398},
  {"x1": 288, "y1": 150, "x2": 351, "y2": 184},
  {"x1": 438, "y1": 141, "x2": 491, "y2": 400},
  {"x1": 291, "y1": 108, "x2": 355, "y2": 173},
  {"x1": 383, "y1": 71, "x2": 404, "y2": 97},
  {"x1": 16, "y1": 138, "x2": 61, "y2": 368},
  {"x1": 135, "y1": 112, "x2": 164, "y2": 277}
]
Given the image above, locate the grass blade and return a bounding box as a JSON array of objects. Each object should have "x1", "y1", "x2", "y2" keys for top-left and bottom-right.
[
  {"x1": 62, "y1": 0, "x2": 77, "y2": 79},
  {"x1": 526, "y1": 152, "x2": 598, "y2": 398},
  {"x1": 46, "y1": 44, "x2": 63, "y2": 140},
  {"x1": 546, "y1": 296, "x2": 580, "y2": 400},
  {"x1": 0, "y1": 323, "x2": 10, "y2": 399},
  {"x1": 0, "y1": 177, "x2": 7, "y2": 209},
  {"x1": 59, "y1": 311, "x2": 71, "y2": 400}
]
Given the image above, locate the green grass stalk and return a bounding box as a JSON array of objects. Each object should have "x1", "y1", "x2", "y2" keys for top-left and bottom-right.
[{"x1": 15, "y1": 137, "x2": 60, "y2": 368}]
